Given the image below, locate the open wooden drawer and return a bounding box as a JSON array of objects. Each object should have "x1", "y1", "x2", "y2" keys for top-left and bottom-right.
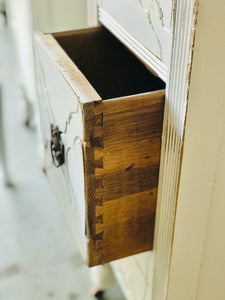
[{"x1": 34, "y1": 26, "x2": 165, "y2": 267}]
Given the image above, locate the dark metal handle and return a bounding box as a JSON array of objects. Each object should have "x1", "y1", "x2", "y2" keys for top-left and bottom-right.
[{"x1": 50, "y1": 124, "x2": 65, "y2": 167}]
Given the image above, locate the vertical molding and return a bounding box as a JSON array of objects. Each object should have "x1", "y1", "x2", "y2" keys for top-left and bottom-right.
[
  {"x1": 166, "y1": 0, "x2": 225, "y2": 298},
  {"x1": 152, "y1": 1, "x2": 199, "y2": 299}
]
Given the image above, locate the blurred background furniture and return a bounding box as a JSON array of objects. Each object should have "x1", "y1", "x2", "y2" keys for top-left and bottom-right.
[
  {"x1": 0, "y1": 4, "x2": 12, "y2": 186},
  {"x1": 5, "y1": 0, "x2": 88, "y2": 127},
  {"x1": 0, "y1": 84, "x2": 11, "y2": 185}
]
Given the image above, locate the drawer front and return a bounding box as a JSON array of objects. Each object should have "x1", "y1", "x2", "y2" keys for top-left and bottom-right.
[
  {"x1": 35, "y1": 36, "x2": 91, "y2": 260},
  {"x1": 35, "y1": 27, "x2": 165, "y2": 266},
  {"x1": 98, "y1": 0, "x2": 174, "y2": 81}
]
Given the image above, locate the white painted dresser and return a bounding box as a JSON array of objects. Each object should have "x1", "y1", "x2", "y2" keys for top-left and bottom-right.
[
  {"x1": 35, "y1": 14, "x2": 165, "y2": 266},
  {"x1": 35, "y1": 0, "x2": 225, "y2": 299},
  {"x1": 34, "y1": 0, "x2": 173, "y2": 296}
]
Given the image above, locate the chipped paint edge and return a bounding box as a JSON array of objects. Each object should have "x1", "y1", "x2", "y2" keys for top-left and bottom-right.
[{"x1": 151, "y1": 1, "x2": 200, "y2": 299}]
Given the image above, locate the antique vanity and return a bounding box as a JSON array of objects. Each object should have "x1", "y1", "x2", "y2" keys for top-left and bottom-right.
[{"x1": 34, "y1": 0, "x2": 214, "y2": 299}]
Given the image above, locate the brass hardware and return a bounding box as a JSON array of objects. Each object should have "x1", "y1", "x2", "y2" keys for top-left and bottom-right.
[{"x1": 50, "y1": 125, "x2": 65, "y2": 167}]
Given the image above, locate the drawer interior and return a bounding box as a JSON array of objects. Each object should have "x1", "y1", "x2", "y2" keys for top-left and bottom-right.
[{"x1": 53, "y1": 27, "x2": 165, "y2": 100}]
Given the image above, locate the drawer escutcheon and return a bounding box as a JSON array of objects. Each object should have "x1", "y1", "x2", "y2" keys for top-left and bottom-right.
[{"x1": 50, "y1": 124, "x2": 65, "y2": 168}]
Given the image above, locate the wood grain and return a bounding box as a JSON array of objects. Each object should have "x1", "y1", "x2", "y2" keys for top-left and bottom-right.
[{"x1": 83, "y1": 92, "x2": 164, "y2": 266}]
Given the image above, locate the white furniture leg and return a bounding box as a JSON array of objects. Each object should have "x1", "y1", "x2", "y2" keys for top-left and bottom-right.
[
  {"x1": 89, "y1": 264, "x2": 115, "y2": 298},
  {"x1": 20, "y1": 85, "x2": 34, "y2": 127}
]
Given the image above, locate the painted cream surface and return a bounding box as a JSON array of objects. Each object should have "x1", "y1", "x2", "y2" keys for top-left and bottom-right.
[
  {"x1": 111, "y1": 252, "x2": 155, "y2": 300},
  {"x1": 35, "y1": 34, "x2": 94, "y2": 261},
  {"x1": 31, "y1": 0, "x2": 87, "y2": 32},
  {"x1": 110, "y1": 0, "x2": 198, "y2": 299},
  {"x1": 99, "y1": 0, "x2": 172, "y2": 66},
  {"x1": 13, "y1": 1, "x2": 225, "y2": 299},
  {"x1": 167, "y1": 0, "x2": 225, "y2": 299}
]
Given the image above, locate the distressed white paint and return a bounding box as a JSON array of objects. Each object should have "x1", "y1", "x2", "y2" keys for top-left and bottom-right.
[
  {"x1": 110, "y1": 0, "x2": 199, "y2": 299},
  {"x1": 34, "y1": 33, "x2": 99, "y2": 261},
  {"x1": 31, "y1": 1, "x2": 225, "y2": 299},
  {"x1": 98, "y1": 0, "x2": 173, "y2": 79},
  {"x1": 167, "y1": 0, "x2": 225, "y2": 299}
]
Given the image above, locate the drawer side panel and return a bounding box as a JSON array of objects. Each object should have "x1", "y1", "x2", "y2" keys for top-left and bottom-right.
[{"x1": 83, "y1": 91, "x2": 165, "y2": 266}]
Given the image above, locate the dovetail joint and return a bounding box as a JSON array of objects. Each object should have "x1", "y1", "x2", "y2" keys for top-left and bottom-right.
[{"x1": 93, "y1": 108, "x2": 105, "y2": 259}]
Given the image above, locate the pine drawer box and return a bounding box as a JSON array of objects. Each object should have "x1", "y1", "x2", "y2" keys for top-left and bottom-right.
[{"x1": 35, "y1": 26, "x2": 165, "y2": 267}]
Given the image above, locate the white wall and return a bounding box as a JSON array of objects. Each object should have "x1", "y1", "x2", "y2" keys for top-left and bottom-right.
[{"x1": 31, "y1": 0, "x2": 87, "y2": 32}]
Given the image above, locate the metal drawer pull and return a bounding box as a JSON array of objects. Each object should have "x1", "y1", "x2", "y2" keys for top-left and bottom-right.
[{"x1": 50, "y1": 124, "x2": 65, "y2": 167}]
